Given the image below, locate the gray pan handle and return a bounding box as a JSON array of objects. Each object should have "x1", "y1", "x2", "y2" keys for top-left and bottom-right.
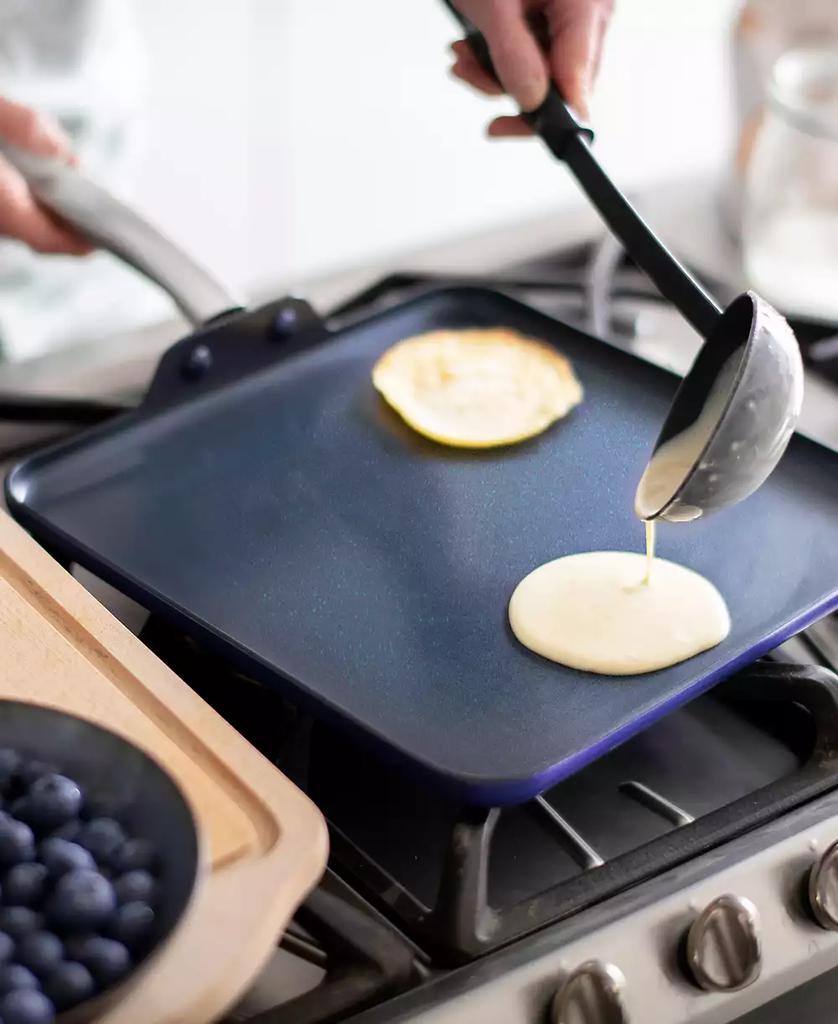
[{"x1": 0, "y1": 143, "x2": 244, "y2": 326}]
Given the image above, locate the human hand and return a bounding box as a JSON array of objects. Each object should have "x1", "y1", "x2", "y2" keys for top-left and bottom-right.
[
  {"x1": 449, "y1": 0, "x2": 613, "y2": 135},
  {"x1": 0, "y1": 96, "x2": 92, "y2": 255}
]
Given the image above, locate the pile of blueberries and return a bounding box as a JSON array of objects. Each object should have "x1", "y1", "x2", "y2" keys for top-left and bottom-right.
[{"x1": 0, "y1": 748, "x2": 160, "y2": 1024}]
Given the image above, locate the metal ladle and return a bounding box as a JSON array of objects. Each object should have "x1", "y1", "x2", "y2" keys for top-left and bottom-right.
[{"x1": 444, "y1": 4, "x2": 804, "y2": 523}]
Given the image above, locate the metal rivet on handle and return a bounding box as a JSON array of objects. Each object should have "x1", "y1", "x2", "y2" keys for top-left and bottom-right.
[
  {"x1": 551, "y1": 961, "x2": 628, "y2": 1024},
  {"x1": 181, "y1": 344, "x2": 213, "y2": 380},
  {"x1": 272, "y1": 304, "x2": 301, "y2": 338}
]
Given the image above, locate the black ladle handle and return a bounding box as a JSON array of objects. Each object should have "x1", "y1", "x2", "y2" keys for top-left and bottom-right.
[{"x1": 444, "y1": 2, "x2": 723, "y2": 338}]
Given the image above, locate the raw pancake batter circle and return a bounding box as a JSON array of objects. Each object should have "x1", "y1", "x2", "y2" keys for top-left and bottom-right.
[{"x1": 508, "y1": 551, "x2": 730, "y2": 676}]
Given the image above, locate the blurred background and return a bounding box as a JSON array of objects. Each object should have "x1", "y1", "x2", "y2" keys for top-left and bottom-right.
[
  {"x1": 0, "y1": 0, "x2": 836, "y2": 360},
  {"x1": 124, "y1": 0, "x2": 739, "y2": 292}
]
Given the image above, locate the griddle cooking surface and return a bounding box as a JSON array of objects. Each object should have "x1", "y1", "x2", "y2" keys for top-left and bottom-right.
[{"x1": 8, "y1": 289, "x2": 838, "y2": 803}]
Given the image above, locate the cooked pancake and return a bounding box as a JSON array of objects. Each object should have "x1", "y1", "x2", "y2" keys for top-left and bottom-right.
[{"x1": 372, "y1": 327, "x2": 582, "y2": 448}]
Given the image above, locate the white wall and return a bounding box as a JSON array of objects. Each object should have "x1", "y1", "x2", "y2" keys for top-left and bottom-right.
[{"x1": 129, "y1": 0, "x2": 739, "y2": 296}]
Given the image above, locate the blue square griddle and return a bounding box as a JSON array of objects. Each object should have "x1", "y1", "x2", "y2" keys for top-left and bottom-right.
[{"x1": 7, "y1": 287, "x2": 838, "y2": 805}]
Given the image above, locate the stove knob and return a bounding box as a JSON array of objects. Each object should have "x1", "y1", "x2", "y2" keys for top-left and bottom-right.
[
  {"x1": 551, "y1": 960, "x2": 628, "y2": 1024},
  {"x1": 809, "y1": 838, "x2": 838, "y2": 929},
  {"x1": 686, "y1": 894, "x2": 761, "y2": 992}
]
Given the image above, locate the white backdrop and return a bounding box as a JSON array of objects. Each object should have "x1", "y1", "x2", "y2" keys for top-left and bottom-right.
[{"x1": 128, "y1": 0, "x2": 739, "y2": 296}]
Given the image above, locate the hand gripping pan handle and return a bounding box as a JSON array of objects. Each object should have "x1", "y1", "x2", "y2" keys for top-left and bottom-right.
[
  {"x1": 442, "y1": 1, "x2": 723, "y2": 338},
  {"x1": 0, "y1": 142, "x2": 244, "y2": 327}
]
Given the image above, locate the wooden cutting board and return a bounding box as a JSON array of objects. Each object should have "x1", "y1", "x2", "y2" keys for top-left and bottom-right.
[{"x1": 0, "y1": 511, "x2": 328, "y2": 1024}]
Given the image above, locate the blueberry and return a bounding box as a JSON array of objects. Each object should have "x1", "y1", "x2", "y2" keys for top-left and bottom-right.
[
  {"x1": 3, "y1": 865, "x2": 48, "y2": 908},
  {"x1": 8, "y1": 799, "x2": 34, "y2": 827},
  {"x1": 38, "y1": 840, "x2": 94, "y2": 881},
  {"x1": 42, "y1": 961, "x2": 94, "y2": 1011},
  {"x1": 16, "y1": 762, "x2": 55, "y2": 791},
  {"x1": 109, "y1": 838, "x2": 156, "y2": 874},
  {"x1": 106, "y1": 902, "x2": 155, "y2": 949},
  {"x1": 21, "y1": 776, "x2": 82, "y2": 833},
  {"x1": 48, "y1": 821, "x2": 80, "y2": 843},
  {"x1": 72, "y1": 936, "x2": 130, "y2": 987},
  {"x1": 61, "y1": 935, "x2": 93, "y2": 963},
  {"x1": 0, "y1": 910, "x2": 42, "y2": 941},
  {"x1": 113, "y1": 870, "x2": 156, "y2": 906},
  {"x1": 79, "y1": 795, "x2": 116, "y2": 822},
  {"x1": 0, "y1": 988, "x2": 56, "y2": 1024},
  {"x1": 14, "y1": 932, "x2": 62, "y2": 977},
  {"x1": 0, "y1": 965, "x2": 38, "y2": 995},
  {"x1": 45, "y1": 869, "x2": 116, "y2": 932},
  {"x1": 0, "y1": 816, "x2": 34, "y2": 868},
  {"x1": 0, "y1": 751, "x2": 21, "y2": 795},
  {"x1": 0, "y1": 933, "x2": 13, "y2": 965},
  {"x1": 77, "y1": 820, "x2": 124, "y2": 866}
]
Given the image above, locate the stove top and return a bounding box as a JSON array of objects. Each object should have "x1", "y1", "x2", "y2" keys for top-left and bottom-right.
[
  {"x1": 3, "y1": 231, "x2": 838, "y2": 1024},
  {"x1": 132, "y1": 616, "x2": 838, "y2": 1024}
]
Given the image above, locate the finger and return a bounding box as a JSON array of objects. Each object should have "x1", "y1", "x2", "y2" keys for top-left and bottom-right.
[
  {"x1": 589, "y1": 3, "x2": 613, "y2": 82},
  {"x1": 0, "y1": 157, "x2": 91, "y2": 254},
  {"x1": 32, "y1": 208, "x2": 94, "y2": 255},
  {"x1": 454, "y1": 0, "x2": 549, "y2": 110},
  {"x1": 450, "y1": 40, "x2": 505, "y2": 94},
  {"x1": 15, "y1": 202, "x2": 92, "y2": 255},
  {"x1": 487, "y1": 115, "x2": 534, "y2": 138},
  {"x1": 450, "y1": 57, "x2": 505, "y2": 97},
  {"x1": 546, "y1": 0, "x2": 614, "y2": 118},
  {"x1": 0, "y1": 96, "x2": 74, "y2": 162}
]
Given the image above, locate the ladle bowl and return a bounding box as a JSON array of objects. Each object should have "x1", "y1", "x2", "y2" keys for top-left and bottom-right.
[{"x1": 635, "y1": 292, "x2": 804, "y2": 522}]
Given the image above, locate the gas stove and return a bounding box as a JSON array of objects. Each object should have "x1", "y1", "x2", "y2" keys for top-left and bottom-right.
[
  {"x1": 134, "y1": 618, "x2": 838, "y2": 1024},
  {"x1": 3, "y1": 204, "x2": 838, "y2": 1024}
]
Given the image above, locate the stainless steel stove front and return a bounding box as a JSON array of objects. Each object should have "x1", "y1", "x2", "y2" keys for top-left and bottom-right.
[{"x1": 348, "y1": 792, "x2": 838, "y2": 1024}]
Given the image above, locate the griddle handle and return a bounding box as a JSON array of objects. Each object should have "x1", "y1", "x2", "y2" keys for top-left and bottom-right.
[
  {"x1": 0, "y1": 142, "x2": 244, "y2": 327},
  {"x1": 441, "y1": 1, "x2": 723, "y2": 338}
]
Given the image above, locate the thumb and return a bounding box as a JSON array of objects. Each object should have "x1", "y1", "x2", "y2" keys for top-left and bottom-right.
[{"x1": 546, "y1": 0, "x2": 613, "y2": 119}]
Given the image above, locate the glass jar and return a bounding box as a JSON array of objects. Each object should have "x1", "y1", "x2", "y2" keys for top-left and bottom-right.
[
  {"x1": 742, "y1": 49, "x2": 838, "y2": 321},
  {"x1": 729, "y1": 0, "x2": 838, "y2": 233}
]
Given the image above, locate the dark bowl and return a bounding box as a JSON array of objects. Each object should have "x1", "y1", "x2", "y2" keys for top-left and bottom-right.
[{"x1": 0, "y1": 700, "x2": 201, "y2": 1020}]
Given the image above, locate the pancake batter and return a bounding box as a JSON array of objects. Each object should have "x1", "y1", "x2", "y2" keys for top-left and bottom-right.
[
  {"x1": 507, "y1": 348, "x2": 740, "y2": 674},
  {"x1": 643, "y1": 519, "x2": 655, "y2": 585},
  {"x1": 508, "y1": 545, "x2": 730, "y2": 676},
  {"x1": 635, "y1": 349, "x2": 743, "y2": 520}
]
